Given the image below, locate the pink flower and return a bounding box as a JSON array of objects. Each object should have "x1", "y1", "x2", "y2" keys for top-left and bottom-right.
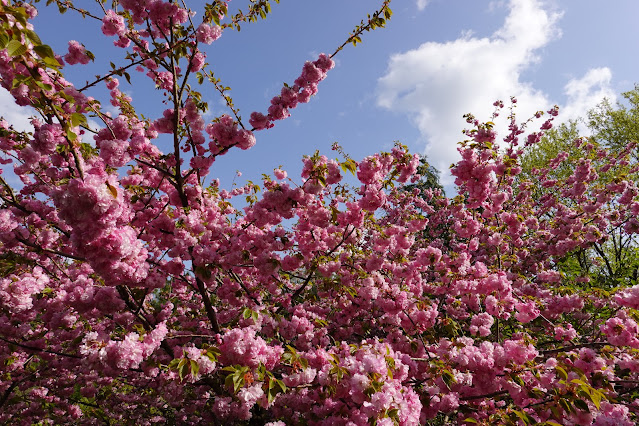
[
  {"x1": 274, "y1": 169, "x2": 287, "y2": 180},
  {"x1": 554, "y1": 324, "x2": 577, "y2": 342},
  {"x1": 104, "y1": 332, "x2": 144, "y2": 369},
  {"x1": 102, "y1": 10, "x2": 126, "y2": 37},
  {"x1": 64, "y1": 40, "x2": 91, "y2": 65},
  {"x1": 615, "y1": 285, "x2": 639, "y2": 309},
  {"x1": 236, "y1": 130, "x2": 256, "y2": 150},
  {"x1": 189, "y1": 51, "x2": 205, "y2": 72},
  {"x1": 33, "y1": 123, "x2": 64, "y2": 154},
  {"x1": 219, "y1": 327, "x2": 283, "y2": 369},
  {"x1": 470, "y1": 313, "x2": 494, "y2": 337},
  {"x1": 313, "y1": 53, "x2": 335, "y2": 72},
  {"x1": 357, "y1": 157, "x2": 381, "y2": 185},
  {"x1": 299, "y1": 62, "x2": 325, "y2": 84},
  {"x1": 249, "y1": 111, "x2": 272, "y2": 130},
  {"x1": 267, "y1": 103, "x2": 290, "y2": 121},
  {"x1": 601, "y1": 313, "x2": 639, "y2": 348},
  {"x1": 207, "y1": 115, "x2": 238, "y2": 147},
  {"x1": 99, "y1": 139, "x2": 131, "y2": 167},
  {"x1": 416, "y1": 246, "x2": 442, "y2": 267},
  {"x1": 196, "y1": 23, "x2": 222, "y2": 44},
  {"x1": 514, "y1": 300, "x2": 540, "y2": 323}
]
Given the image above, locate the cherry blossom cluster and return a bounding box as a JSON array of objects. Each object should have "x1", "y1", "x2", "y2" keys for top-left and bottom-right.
[{"x1": 249, "y1": 54, "x2": 335, "y2": 131}]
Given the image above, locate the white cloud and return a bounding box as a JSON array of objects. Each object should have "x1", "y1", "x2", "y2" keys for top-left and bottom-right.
[
  {"x1": 0, "y1": 88, "x2": 34, "y2": 189},
  {"x1": 561, "y1": 67, "x2": 616, "y2": 131},
  {"x1": 416, "y1": 0, "x2": 430, "y2": 11},
  {"x1": 0, "y1": 87, "x2": 35, "y2": 132},
  {"x1": 377, "y1": 0, "x2": 574, "y2": 186}
]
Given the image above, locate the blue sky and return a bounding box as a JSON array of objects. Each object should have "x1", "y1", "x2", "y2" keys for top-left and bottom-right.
[{"x1": 2, "y1": 0, "x2": 639, "y2": 192}]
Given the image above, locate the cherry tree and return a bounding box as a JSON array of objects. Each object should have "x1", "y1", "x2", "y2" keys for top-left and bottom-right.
[{"x1": 1, "y1": 1, "x2": 638, "y2": 424}]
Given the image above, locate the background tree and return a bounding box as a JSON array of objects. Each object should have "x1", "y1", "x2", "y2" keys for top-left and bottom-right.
[
  {"x1": 402, "y1": 153, "x2": 445, "y2": 197},
  {"x1": 517, "y1": 89, "x2": 639, "y2": 291},
  {"x1": 588, "y1": 85, "x2": 639, "y2": 158}
]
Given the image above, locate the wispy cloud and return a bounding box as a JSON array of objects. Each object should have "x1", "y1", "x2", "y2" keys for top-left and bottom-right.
[
  {"x1": 377, "y1": 0, "x2": 613, "y2": 187},
  {"x1": 416, "y1": 0, "x2": 430, "y2": 11},
  {"x1": 0, "y1": 87, "x2": 35, "y2": 132},
  {"x1": 561, "y1": 67, "x2": 616, "y2": 131}
]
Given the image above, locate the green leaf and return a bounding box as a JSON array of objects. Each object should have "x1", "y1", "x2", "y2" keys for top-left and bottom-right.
[
  {"x1": 266, "y1": 378, "x2": 287, "y2": 404},
  {"x1": 573, "y1": 399, "x2": 590, "y2": 412},
  {"x1": 0, "y1": 33, "x2": 9, "y2": 49},
  {"x1": 11, "y1": 74, "x2": 29, "y2": 89},
  {"x1": 512, "y1": 410, "x2": 531, "y2": 425},
  {"x1": 555, "y1": 366, "x2": 568, "y2": 381},
  {"x1": 528, "y1": 388, "x2": 545, "y2": 399},
  {"x1": 66, "y1": 128, "x2": 77, "y2": 142},
  {"x1": 204, "y1": 348, "x2": 218, "y2": 363},
  {"x1": 463, "y1": 418, "x2": 479, "y2": 424},
  {"x1": 42, "y1": 55, "x2": 61, "y2": 68},
  {"x1": 343, "y1": 286, "x2": 357, "y2": 297},
  {"x1": 558, "y1": 398, "x2": 572, "y2": 414},
  {"x1": 177, "y1": 358, "x2": 188, "y2": 381},
  {"x1": 340, "y1": 158, "x2": 357, "y2": 175},
  {"x1": 11, "y1": 7, "x2": 28, "y2": 26},
  {"x1": 442, "y1": 370, "x2": 457, "y2": 390},
  {"x1": 511, "y1": 374, "x2": 525, "y2": 387},
  {"x1": 24, "y1": 29, "x2": 41, "y2": 45},
  {"x1": 387, "y1": 408, "x2": 400, "y2": 421},
  {"x1": 232, "y1": 373, "x2": 243, "y2": 392},
  {"x1": 589, "y1": 390, "x2": 603, "y2": 409},
  {"x1": 34, "y1": 80, "x2": 52, "y2": 91},
  {"x1": 71, "y1": 113, "x2": 87, "y2": 127},
  {"x1": 7, "y1": 40, "x2": 27, "y2": 57},
  {"x1": 132, "y1": 323, "x2": 146, "y2": 336},
  {"x1": 190, "y1": 359, "x2": 200, "y2": 377},
  {"x1": 267, "y1": 386, "x2": 277, "y2": 404},
  {"x1": 223, "y1": 373, "x2": 234, "y2": 390}
]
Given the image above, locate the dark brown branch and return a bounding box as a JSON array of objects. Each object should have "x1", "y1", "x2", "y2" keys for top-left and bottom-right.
[
  {"x1": 461, "y1": 390, "x2": 509, "y2": 401},
  {"x1": 15, "y1": 236, "x2": 84, "y2": 261},
  {"x1": 0, "y1": 335, "x2": 81, "y2": 359},
  {"x1": 330, "y1": 0, "x2": 392, "y2": 58},
  {"x1": 280, "y1": 224, "x2": 357, "y2": 312},
  {"x1": 538, "y1": 341, "x2": 609, "y2": 357},
  {"x1": 0, "y1": 379, "x2": 20, "y2": 409},
  {"x1": 228, "y1": 270, "x2": 260, "y2": 306},
  {"x1": 195, "y1": 276, "x2": 220, "y2": 334}
]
